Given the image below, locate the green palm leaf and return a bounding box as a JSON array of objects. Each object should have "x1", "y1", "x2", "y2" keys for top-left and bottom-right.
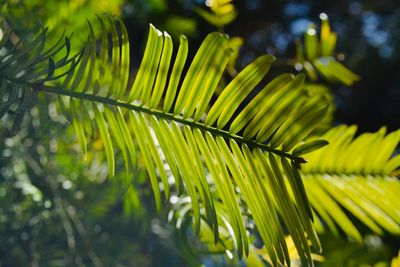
[
  {"x1": 301, "y1": 125, "x2": 400, "y2": 240},
  {"x1": 296, "y1": 14, "x2": 359, "y2": 86},
  {"x1": 1, "y1": 14, "x2": 331, "y2": 265},
  {"x1": 0, "y1": 25, "x2": 77, "y2": 135}
]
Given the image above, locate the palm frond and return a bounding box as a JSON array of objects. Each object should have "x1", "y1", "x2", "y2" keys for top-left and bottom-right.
[
  {"x1": 0, "y1": 22, "x2": 78, "y2": 135},
  {"x1": 301, "y1": 125, "x2": 400, "y2": 240},
  {"x1": 302, "y1": 83, "x2": 335, "y2": 134},
  {"x1": 296, "y1": 14, "x2": 359, "y2": 86},
  {"x1": 195, "y1": 0, "x2": 238, "y2": 28},
  {"x1": 1, "y1": 14, "x2": 333, "y2": 265}
]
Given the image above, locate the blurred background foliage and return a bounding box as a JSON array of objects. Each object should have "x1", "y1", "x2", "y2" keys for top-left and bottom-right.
[{"x1": 0, "y1": 0, "x2": 399, "y2": 266}]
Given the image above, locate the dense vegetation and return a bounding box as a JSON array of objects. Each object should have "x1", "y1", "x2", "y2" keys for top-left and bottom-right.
[{"x1": 1, "y1": 1, "x2": 399, "y2": 266}]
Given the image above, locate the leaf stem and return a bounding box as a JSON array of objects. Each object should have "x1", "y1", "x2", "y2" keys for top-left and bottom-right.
[{"x1": 39, "y1": 85, "x2": 305, "y2": 164}]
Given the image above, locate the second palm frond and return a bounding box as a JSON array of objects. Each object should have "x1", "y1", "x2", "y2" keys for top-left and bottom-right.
[{"x1": 302, "y1": 125, "x2": 400, "y2": 241}]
